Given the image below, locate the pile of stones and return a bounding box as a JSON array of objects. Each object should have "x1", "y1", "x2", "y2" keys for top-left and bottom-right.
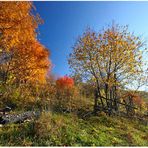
[{"x1": 0, "y1": 107, "x2": 40, "y2": 125}]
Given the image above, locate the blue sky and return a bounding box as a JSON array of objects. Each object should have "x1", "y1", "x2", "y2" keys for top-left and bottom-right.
[{"x1": 34, "y1": 1, "x2": 148, "y2": 77}]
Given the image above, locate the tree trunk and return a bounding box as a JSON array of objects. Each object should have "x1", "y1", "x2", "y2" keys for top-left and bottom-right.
[{"x1": 94, "y1": 89, "x2": 98, "y2": 113}]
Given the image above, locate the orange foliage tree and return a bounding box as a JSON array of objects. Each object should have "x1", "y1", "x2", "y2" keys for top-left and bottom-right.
[{"x1": 0, "y1": 2, "x2": 51, "y2": 84}]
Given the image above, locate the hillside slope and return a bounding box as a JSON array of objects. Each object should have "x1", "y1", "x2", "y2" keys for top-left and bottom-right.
[{"x1": 0, "y1": 112, "x2": 147, "y2": 146}]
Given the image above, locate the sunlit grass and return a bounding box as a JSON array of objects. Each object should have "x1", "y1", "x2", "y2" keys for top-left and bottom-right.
[{"x1": 0, "y1": 112, "x2": 147, "y2": 146}]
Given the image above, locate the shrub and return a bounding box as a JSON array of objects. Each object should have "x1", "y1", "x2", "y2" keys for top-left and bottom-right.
[
  {"x1": 54, "y1": 81, "x2": 91, "y2": 113},
  {"x1": 56, "y1": 76, "x2": 74, "y2": 89}
]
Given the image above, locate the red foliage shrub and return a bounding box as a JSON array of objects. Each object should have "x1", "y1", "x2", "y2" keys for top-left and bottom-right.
[
  {"x1": 56, "y1": 76, "x2": 74, "y2": 89},
  {"x1": 123, "y1": 92, "x2": 144, "y2": 107},
  {"x1": 132, "y1": 96, "x2": 144, "y2": 107},
  {"x1": 54, "y1": 76, "x2": 82, "y2": 112}
]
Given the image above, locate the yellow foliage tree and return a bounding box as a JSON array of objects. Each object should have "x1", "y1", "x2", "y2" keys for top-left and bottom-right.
[{"x1": 68, "y1": 24, "x2": 147, "y2": 113}]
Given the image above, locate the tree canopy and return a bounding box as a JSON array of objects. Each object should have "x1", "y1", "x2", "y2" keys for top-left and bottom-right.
[
  {"x1": 0, "y1": 2, "x2": 51, "y2": 84},
  {"x1": 69, "y1": 24, "x2": 147, "y2": 114}
]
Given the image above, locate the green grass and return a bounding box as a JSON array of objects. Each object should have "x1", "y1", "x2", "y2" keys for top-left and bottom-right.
[{"x1": 0, "y1": 112, "x2": 147, "y2": 146}]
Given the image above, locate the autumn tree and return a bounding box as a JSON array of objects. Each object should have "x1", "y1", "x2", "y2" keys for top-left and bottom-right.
[
  {"x1": 68, "y1": 24, "x2": 147, "y2": 115},
  {"x1": 0, "y1": 2, "x2": 51, "y2": 109},
  {"x1": 0, "y1": 2, "x2": 51, "y2": 84},
  {"x1": 55, "y1": 76, "x2": 74, "y2": 107},
  {"x1": 54, "y1": 76, "x2": 81, "y2": 112},
  {"x1": 56, "y1": 76, "x2": 74, "y2": 89},
  {"x1": 10, "y1": 41, "x2": 50, "y2": 83}
]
